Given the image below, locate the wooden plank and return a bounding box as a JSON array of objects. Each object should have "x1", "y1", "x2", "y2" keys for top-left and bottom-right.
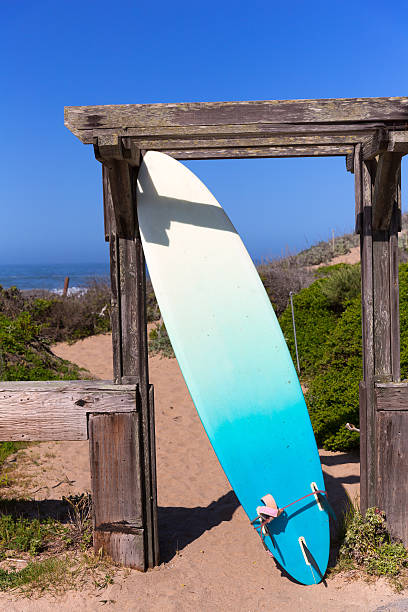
[
  {"x1": 361, "y1": 161, "x2": 375, "y2": 382},
  {"x1": 0, "y1": 381, "x2": 137, "y2": 391},
  {"x1": 372, "y1": 153, "x2": 403, "y2": 230},
  {"x1": 164, "y1": 145, "x2": 353, "y2": 160},
  {"x1": 373, "y1": 229, "x2": 392, "y2": 380},
  {"x1": 354, "y1": 144, "x2": 362, "y2": 233},
  {"x1": 123, "y1": 133, "x2": 367, "y2": 151},
  {"x1": 389, "y1": 180, "x2": 401, "y2": 382},
  {"x1": 376, "y1": 410, "x2": 408, "y2": 546},
  {"x1": 70, "y1": 122, "x2": 385, "y2": 145},
  {"x1": 148, "y1": 384, "x2": 159, "y2": 566},
  {"x1": 0, "y1": 381, "x2": 137, "y2": 441},
  {"x1": 375, "y1": 383, "x2": 408, "y2": 410},
  {"x1": 89, "y1": 411, "x2": 145, "y2": 570},
  {"x1": 359, "y1": 382, "x2": 368, "y2": 512},
  {"x1": 360, "y1": 160, "x2": 376, "y2": 508},
  {"x1": 64, "y1": 97, "x2": 408, "y2": 138},
  {"x1": 109, "y1": 235, "x2": 123, "y2": 383},
  {"x1": 118, "y1": 238, "x2": 140, "y2": 378}
]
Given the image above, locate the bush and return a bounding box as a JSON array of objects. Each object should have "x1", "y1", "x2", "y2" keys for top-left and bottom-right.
[
  {"x1": 318, "y1": 263, "x2": 361, "y2": 311},
  {"x1": 305, "y1": 296, "x2": 362, "y2": 450},
  {"x1": 0, "y1": 310, "x2": 83, "y2": 381},
  {"x1": 340, "y1": 506, "x2": 408, "y2": 583},
  {"x1": 278, "y1": 278, "x2": 338, "y2": 377},
  {"x1": 279, "y1": 262, "x2": 408, "y2": 451}
]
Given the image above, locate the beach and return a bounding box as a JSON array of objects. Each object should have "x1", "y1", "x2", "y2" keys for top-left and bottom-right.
[{"x1": 0, "y1": 332, "x2": 404, "y2": 610}]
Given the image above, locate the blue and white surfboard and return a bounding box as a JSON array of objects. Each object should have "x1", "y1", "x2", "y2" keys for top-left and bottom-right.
[{"x1": 137, "y1": 151, "x2": 330, "y2": 585}]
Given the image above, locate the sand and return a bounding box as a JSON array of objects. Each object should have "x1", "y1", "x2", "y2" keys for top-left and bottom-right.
[{"x1": 0, "y1": 332, "x2": 405, "y2": 611}]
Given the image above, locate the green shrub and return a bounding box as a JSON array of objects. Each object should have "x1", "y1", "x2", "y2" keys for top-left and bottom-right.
[
  {"x1": 340, "y1": 506, "x2": 408, "y2": 582},
  {"x1": 305, "y1": 296, "x2": 362, "y2": 450},
  {"x1": 279, "y1": 279, "x2": 338, "y2": 377},
  {"x1": 318, "y1": 263, "x2": 361, "y2": 311},
  {"x1": 0, "y1": 311, "x2": 83, "y2": 381},
  {"x1": 279, "y1": 262, "x2": 408, "y2": 451}
]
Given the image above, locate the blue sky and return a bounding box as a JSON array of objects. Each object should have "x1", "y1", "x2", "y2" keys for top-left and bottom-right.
[{"x1": 1, "y1": 0, "x2": 407, "y2": 264}]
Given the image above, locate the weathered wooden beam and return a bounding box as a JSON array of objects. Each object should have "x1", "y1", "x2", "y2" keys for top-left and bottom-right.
[
  {"x1": 123, "y1": 133, "x2": 369, "y2": 151},
  {"x1": 89, "y1": 411, "x2": 145, "y2": 569},
  {"x1": 373, "y1": 227, "x2": 392, "y2": 381},
  {"x1": 164, "y1": 145, "x2": 353, "y2": 160},
  {"x1": 376, "y1": 383, "x2": 408, "y2": 545},
  {"x1": 375, "y1": 383, "x2": 408, "y2": 410},
  {"x1": 372, "y1": 153, "x2": 402, "y2": 231},
  {"x1": 66, "y1": 121, "x2": 388, "y2": 145},
  {"x1": 390, "y1": 176, "x2": 401, "y2": 381},
  {"x1": 103, "y1": 151, "x2": 159, "y2": 568},
  {"x1": 0, "y1": 381, "x2": 137, "y2": 441},
  {"x1": 360, "y1": 160, "x2": 376, "y2": 511},
  {"x1": 376, "y1": 408, "x2": 408, "y2": 546},
  {"x1": 362, "y1": 129, "x2": 389, "y2": 160},
  {"x1": 64, "y1": 97, "x2": 408, "y2": 140},
  {"x1": 388, "y1": 130, "x2": 408, "y2": 153}
]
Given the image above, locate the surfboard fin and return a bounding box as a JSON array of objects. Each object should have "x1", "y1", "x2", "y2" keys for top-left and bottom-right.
[
  {"x1": 298, "y1": 536, "x2": 325, "y2": 584},
  {"x1": 311, "y1": 482, "x2": 323, "y2": 511},
  {"x1": 311, "y1": 482, "x2": 336, "y2": 520}
]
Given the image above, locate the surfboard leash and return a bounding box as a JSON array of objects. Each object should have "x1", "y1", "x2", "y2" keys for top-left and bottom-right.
[{"x1": 250, "y1": 486, "x2": 336, "y2": 554}]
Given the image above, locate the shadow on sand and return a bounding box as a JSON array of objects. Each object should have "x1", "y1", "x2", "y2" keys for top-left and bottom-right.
[
  {"x1": 0, "y1": 451, "x2": 359, "y2": 581},
  {"x1": 158, "y1": 489, "x2": 240, "y2": 563}
]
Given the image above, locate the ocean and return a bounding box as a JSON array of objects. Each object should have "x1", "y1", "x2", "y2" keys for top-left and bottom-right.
[{"x1": 0, "y1": 263, "x2": 110, "y2": 293}]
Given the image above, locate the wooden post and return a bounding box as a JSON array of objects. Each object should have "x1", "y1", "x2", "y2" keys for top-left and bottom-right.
[
  {"x1": 89, "y1": 141, "x2": 159, "y2": 569},
  {"x1": 89, "y1": 410, "x2": 145, "y2": 569},
  {"x1": 358, "y1": 146, "x2": 403, "y2": 530}
]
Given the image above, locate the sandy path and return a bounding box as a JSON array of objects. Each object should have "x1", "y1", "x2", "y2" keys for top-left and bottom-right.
[{"x1": 0, "y1": 333, "x2": 405, "y2": 611}]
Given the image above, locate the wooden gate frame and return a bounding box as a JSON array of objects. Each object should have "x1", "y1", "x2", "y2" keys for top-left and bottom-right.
[
  {"x1": 2, "y1": 97, "x2": 408, "y2": 572},
  {"x1": 64, "y1": 96, "x2": 408, "y2": 546}
]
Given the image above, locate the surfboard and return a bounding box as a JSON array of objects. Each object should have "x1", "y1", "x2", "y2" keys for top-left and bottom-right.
[{"x1": 137, "y1": 151, "x2": 330, "y2": 585}]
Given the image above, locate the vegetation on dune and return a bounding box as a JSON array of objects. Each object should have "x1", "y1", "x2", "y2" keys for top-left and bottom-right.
[
  {"x1": 0, "y1": 309, "x2": 83, "y2": 381},
  {"x1": 335, "y1": 501, "x2": 408, "y2": 590},
  {"x1": 293, "y1": 232, "x2": 359, "y2": 266},
  {"x1": 0, "y1": 494, "x2": 114, "y2": 594},
  {"x1": 279, "y1": 262, "x2": 408, "y2": 452}
]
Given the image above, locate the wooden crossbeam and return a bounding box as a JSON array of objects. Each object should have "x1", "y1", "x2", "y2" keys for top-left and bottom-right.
[
  {"x1": 164, "y1": 145, "x2": 353, "y2": 160},
  {"x1": 0, "y1": 381, "x2": 138, "y2": 441},
  {"x1": 65, "y1": 97, "x2": 408, "y2": 137}
]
